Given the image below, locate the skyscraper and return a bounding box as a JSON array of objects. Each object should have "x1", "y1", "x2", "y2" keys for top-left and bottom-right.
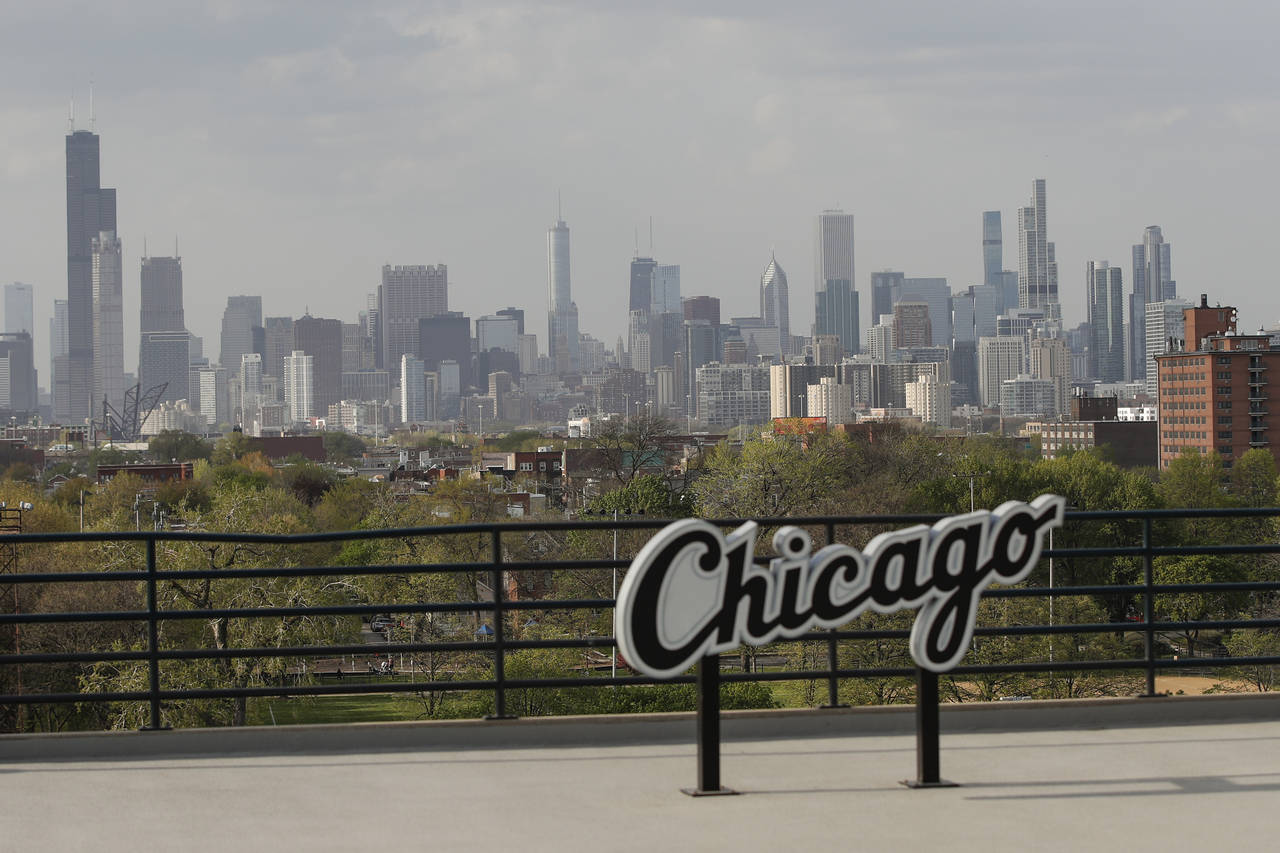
[
  {"x1": 629, "y1": 256, "x2": 656, "y2": 314},
  {"x1": 263, "y1": 317, "x2": 295, "y2": 381},
  {"x1": 139, "y1": 256, "x2": 183, "y2": 334},
  {"x1": 1129, "y1": 226, "x2": 1176, "y2": 381},
  {"x1": 60, "y1": 126, "x2": 117, "y2": 421},
  {"x1": 547, "y1": 218, "x2": 579, "y2": 371},
  {"x1": 982, "y1": 211, "x2": 1003, "y2": 287},
  {"x1": 0, "y1": 333, "x2": 38, "y2": 415},
  {"x1": 293, "y1": 315, "x2": 343, "y2": 417},
  {"x1": 4, "y1": 283, "x2": 34, "y2": 336},
  {"x1": 380, "y1": 264, "x2": 447, "y2": 369},
  {"x1": 759, "y1": 254, "x2": 791, "y2": 356},
  {"x1": 814, "y1": 210, "x2": 859, "y2": 354},
  {"x1": 50, "y1": 299, "x2": 68, "y2": 400},
  {"x1": 1087, "y1": 262, "x2": 1125, "y2": 383},
  {"x1": 1017, "y1": 180, "x2": 1058, "y2": 316},
  {"x1": 220, "y1": 295, "x2": 263, "y2": 374},
  {"x1": 91, "y1": 230, "x2": 124, "y2": 415},
  {"x1": 283, "y1": 350, "x2": 314, "y2": 423},
  {"x1": 138, "y1": 256, "x2": 188, "y2": 404}
]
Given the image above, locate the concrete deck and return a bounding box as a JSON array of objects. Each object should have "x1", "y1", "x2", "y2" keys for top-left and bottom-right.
[{"x1": 4, "y1": 695, "x2": 1280, "y2": 852}]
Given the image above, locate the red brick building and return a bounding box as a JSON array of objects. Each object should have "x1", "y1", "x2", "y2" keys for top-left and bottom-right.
[{"x1": 1154, "y1": 301, "x2": 1278, "y2": 469}]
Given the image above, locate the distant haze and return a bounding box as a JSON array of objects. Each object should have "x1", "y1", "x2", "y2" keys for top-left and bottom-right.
[{"x1": 3, "y1": 1, "x2": 1279, "y2": 376}]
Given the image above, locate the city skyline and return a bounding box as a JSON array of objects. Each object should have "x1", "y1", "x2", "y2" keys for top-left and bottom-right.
[{"x1": 4, "y1": 3, "x2": 1280, "y2": 390}]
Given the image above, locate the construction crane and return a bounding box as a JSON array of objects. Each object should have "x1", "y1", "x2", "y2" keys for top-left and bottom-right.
[{"x1": 101, "y1": 382, "x2": 168, "y2": 442}]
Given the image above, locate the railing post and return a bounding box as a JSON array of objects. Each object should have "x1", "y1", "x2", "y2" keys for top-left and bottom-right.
[
  {"x1": 486, "y1": 528, "x2": 516, "y2": 720},
  {"x1": 1142, "y1": 517, "x2": 1157, "y2": 698},
  {"x1": 821, "y1": 522, "x2": 848, "y2": 709},
  {"x1": 683, "y1": 655, "x2": 736, "y2": 796},
  {"x1": 904, "y1": 667, "x2": 956, "y2": 788},
  {"x1": 142, "y1": 536, "x2": 167, "y2": 731}
]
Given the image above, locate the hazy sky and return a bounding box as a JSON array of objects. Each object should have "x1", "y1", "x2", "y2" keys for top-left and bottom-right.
[{"x1": 3, "y1": 1, "x2": 1280, "y2": 378}]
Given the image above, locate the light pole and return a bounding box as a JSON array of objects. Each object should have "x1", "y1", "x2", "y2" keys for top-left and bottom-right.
[{"x1": 1, "y1": 500, "x2": 33, "y2": 731}]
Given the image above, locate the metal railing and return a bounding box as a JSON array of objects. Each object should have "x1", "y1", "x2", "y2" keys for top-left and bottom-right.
[{"x1": 2, "y1": 507, "x2": 1280, "y2": 787}]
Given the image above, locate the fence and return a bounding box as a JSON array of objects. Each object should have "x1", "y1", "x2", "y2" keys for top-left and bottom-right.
[{"x1": 2, "y1": 507, "x2": 1280, "y2": 790}]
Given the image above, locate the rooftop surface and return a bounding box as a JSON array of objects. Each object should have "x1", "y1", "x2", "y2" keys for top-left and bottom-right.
[{"x1": 5, "y1": 695, "x2": 1280, "y2": 852}]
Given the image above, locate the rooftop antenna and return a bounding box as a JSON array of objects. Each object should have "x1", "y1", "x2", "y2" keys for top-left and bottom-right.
[
  {"x1": 175, "y1": 235, "x2": 179, "y2": 258},
  {"x1": 143, "y1": 235, "x2": 148, "y2": 257},
  {"x1": 557, "y1": 190, "x2": 562, "y2": 222},
  {"x1": 68, "y1": 95, "x2": 75, "y2": 133},
  {"x1": 649, "y1": 217, "x2": 654, "y2": 256},
  {"x1": 89, "y1": 80, "x2": 95, "y2": 130},
  {"x1": 634, "y1": 226, "x2": 639, "y2": 259}
]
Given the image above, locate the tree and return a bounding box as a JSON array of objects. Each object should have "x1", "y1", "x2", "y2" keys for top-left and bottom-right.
[
  {"x1": 584, "y1": 413, "x2": 678, "y2": 486},
  {"x1": 1151, "y1": 554, "x2": 1247, "y2": 657},
  {"x1": 147, "y1": 430, "x2": 213, "y2": 463},
  {"x1": 210, "y1": 429, "x2": 256, "y2": 466},
  {"x1": 692, "y1": 432, "x2": 854, "y2": 518},
  {"x1": 321, "y1": 431, "x2": 366, "y2": 464}
]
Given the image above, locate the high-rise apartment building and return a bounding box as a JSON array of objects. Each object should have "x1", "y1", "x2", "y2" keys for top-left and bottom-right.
[
  {"x1": 815, "y1": 210, "x2": 859, "y2": 354},
  {"x1": 547, "y1": 219, "x2": 578, "y2": 371},
  {"x1": 1087, "y1": 262, "x2": 1126, "y2": 383},
  {"x1": 1017, "y1": 179, "x2": 1058, "y2": 316},
  {"x1": 283, "y1": 350, "x2": 314, "y2": 423},
  {"x1": 4, "y1": 283, "x2": 33, "y2": 336},
  {"x1": 91, "y1": 231, "x2": 124, "y2": 415},
  {"x1": 61, "y1": 127, "x2": 117, "y2": 421},
  {"x1": 380, "y1": 264, "x2": 447, "y2": 369},
  {"x1": 220, "y1": 296, "x2": 262, "y2": 374},
  {"x1": 759, "y1": 254, "x2": 791, "y2": 356},
  {"x1": 239, "y1": 353, "x2": 263, "y2": 424},
  {"x1": 1145, "y1": 299, "x2": 1192, "y2": 397},
  {"x1": 400, "y1": 354, "x2": 426, "y2": 423},
  {"x1": 978, "y1": 336, "x2": 1026, "y2": 408},
  {"x1": 893, "y1": 302, "x2": 933, "y2": 350}
]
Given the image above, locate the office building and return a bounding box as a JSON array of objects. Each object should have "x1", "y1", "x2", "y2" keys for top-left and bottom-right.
[
  {"x1": 419, "y1": 313, "x2": 472, "y2": 390},
  {"x1": 815, "y1": 210, "x2": 859, "y2": 354},
  {"x1": 381, "y1": 264, "x2": 447, "y2": 369},
  {"x1": 477, "y1": 314, "x2": 520, "y2": 354},
  {"x1": 905, "y1": 372, "x2": 951, "y2": 428},
  {"x1": 982, "y1": 211, "x2": 1003, "y2": 288},
  {"x1": 139, "y1": 256, "x2": 183, "y2": 334},
  {"x1": 91, "y1": 230, "x2": 125, "y2": 414},
  {"x1": 695, "y1": 362, "x2": 770, "y2": 427},
  {"x1": 1130, "y1": 226, "x2": 1176, "y2": 381},
  {"x1": 138, "y1": 332, "x2": 190, "y2": 405},
  {"x1": 684, "y1": 295, "x2": 721, "y2": 326},
  {"x1": 4, "y1": 283, "x2": 33, "y2": 336},
  {"x1": 263, "y1": 317, "x2": 295, "y2": 381},
  {"x1": 60, "y1": 126, "x2": 117, "y2": 422},
  {"x1": 629, "y1": 256, "x2": 656, "y2": 315},
  {"x1": 293, "y1": 315, "x2": 343, "y2": 416},
  {"x1": 0, "y1": 333, "x2": 37, "y2": 415},
  {"x1": 1087, "y1": 262, "x2": 1126, "y2": 383},
  {"x1": 759, "y1": 254, "x2": 791, "y2": 356},
  {"x1": 893, "y1": 277, "x2": 953, "y2": 347},
  {"x1": 220, "y1": 296, "x2": 262, "y2": 373},
  {"x1": 869, "y1": 271, "x2": 903, "y2": 338}
]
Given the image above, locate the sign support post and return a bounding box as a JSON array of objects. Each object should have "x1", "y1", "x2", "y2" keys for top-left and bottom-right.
[{"x1": 682, "y1": 656, "x2": 737, "y2": 796}]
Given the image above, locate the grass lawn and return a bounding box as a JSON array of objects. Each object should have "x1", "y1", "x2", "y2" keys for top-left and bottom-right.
[{"x1": 248, "y1": 693, "x2": 428, "y2": 726}]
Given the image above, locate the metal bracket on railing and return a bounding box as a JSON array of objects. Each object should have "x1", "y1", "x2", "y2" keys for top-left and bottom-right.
[
  {"x1": 902, "y1": 668, "x2": 956, "y2": 788},
  {"x1": 485, "y1": 528, "x2": 517, "y2": 721},
  {"x1": 682, "y1": 655, "x2": 737, "y2": 796},
  {"x1": 140, "y1": 537, "x2": 171, "y2": 731}
]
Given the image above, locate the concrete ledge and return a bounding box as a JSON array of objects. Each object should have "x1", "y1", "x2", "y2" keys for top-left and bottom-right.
[{"x1": 4, "y1": 691, "x2": 1279, "y2": 763}]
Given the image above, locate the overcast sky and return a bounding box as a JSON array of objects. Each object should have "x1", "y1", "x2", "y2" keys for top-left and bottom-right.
[{"x1": 3, "y1": 1, "x2": 1280, "y2": 377}]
